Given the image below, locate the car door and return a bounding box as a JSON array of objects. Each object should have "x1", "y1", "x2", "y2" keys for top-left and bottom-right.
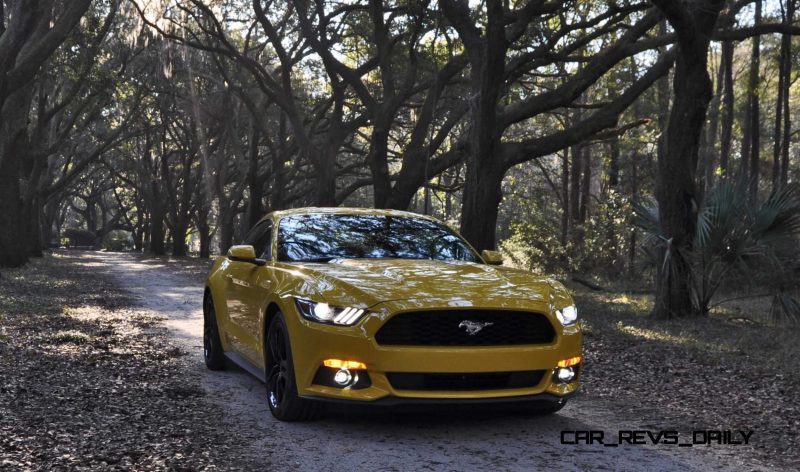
[
  {"x1": 224, "y1": 220, "x2": 272, "y2": 364},
  {"x1": 240, "y1": 221, "x2": 276, "y2": 366}
]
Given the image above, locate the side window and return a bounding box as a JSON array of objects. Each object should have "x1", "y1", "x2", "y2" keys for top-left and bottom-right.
[{"x1": 243, "y1": 221, "x2": 273, "y2": 259}]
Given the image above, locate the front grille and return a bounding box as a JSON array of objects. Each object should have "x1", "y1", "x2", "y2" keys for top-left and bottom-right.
[
  {"x1": 375, "y1": 310, "x2": 556, "y2": 346},
  {"x1": 387, "y1": 370, "x2": 546, "y2": 391}
]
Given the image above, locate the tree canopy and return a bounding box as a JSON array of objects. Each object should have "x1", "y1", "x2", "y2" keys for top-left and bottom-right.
[{"x1": 1, "y1": 0, "x2": 800, "y2": 318}]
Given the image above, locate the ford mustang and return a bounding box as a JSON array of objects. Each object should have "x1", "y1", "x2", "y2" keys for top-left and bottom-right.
[{"x1": 203, "y1": 208, "x2": 582, "y2": 421}]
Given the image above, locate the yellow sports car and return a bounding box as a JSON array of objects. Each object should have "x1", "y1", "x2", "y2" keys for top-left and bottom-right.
[{"x1": 204, "y1": 208, "x2": 582, "y2": 421}]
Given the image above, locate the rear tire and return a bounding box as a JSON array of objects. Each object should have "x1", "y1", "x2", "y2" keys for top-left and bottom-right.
[
  {"x1": 265, "y1": 313, "x2": 321, "y2": 421},
  {"x1": 203, "y1": 292, "x2": 226, "y2": 370}
]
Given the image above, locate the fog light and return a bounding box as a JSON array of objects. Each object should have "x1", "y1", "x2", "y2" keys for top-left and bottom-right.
[
  {"x1": 333, "y1": 368, "x2": 353, "y2": 386},
  {"x1": 555, "y1": 367, "x2": 576, "y2": 383}
]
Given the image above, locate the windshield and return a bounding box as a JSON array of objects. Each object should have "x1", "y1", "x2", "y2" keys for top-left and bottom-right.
[{"x1": 277, "y1": 214, "x2": 481, "y2": 263}]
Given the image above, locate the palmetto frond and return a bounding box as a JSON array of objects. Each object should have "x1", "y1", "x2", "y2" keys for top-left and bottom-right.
[{"x1": 634, "y1": 179, "x2": 800, "y2": 320}]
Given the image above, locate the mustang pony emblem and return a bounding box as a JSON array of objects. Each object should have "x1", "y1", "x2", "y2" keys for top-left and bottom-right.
[{"x1": 458, "y1": 320, "x2": 494, "y2": 335}]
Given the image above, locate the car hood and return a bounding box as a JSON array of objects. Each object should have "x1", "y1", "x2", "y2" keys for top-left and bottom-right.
[{"x1": 291, "y1": 258, "x2": 569, "y2": 310}]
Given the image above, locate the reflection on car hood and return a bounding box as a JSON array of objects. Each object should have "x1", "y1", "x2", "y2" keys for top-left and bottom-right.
[{"x1": 296, "y1": 258, "x2": 559, "y2": 307}]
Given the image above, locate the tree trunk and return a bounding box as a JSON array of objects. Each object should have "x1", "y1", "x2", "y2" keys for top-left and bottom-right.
[
  {"x1": 781, "y1": 0, "x2": 795, "y2": 187},
  {"x1": 25, "y1": 196, "x2": 43, "y2": 258},
  {"x1": 741, "y1": 0, "x2": 761, "y2": 197},
  {"x1": 218, "y1": 205, "x2": 236, "y2": 255},
  {"x1": 0, "y1": 84, "x2": 34, "y2": 267},
  {"x1": 579, "y1": 146, "x2": 592, "y2": 224},
  {"x1": 650, "y1": 0, "x2": 724, "y2": 318},
  {"x1": 560, "y1": 149, "x2": 569, "y2": 245},
  {"x1": 0, "y1": 150, "x2": 26, "y2": 267},
  {"x1": 773, "y1": 8, "x2": 788, "y2": 190},
  {"x1": 608, "y1": 138, "x2": 620, "y2": 187},
  {"x1": 719, "y1": 39, "x2": 734, "y2": 173},
  {"x1": 369, "y1": 118, "x2": 393, "y2": 208},
  {"x1": 246, "y1": 126, "x2": 264, "y2": 227},
  {"x1": 460, "y1": 162, "x2": 505, "y2": 251},
  {"x1": 149, "y1": 198, "x2": 166, "y2": 255},
  {"x1": 271, "y1": 113, "x2": 288, "y2": 211},
  {"x1": 569, "y1": 144, "x2": 582, "y2": 224},
  {"x1": 655, "y1": 20, "x2": 671, "y2": 174},
  {"x1": 41, "y1": 198, "x2": 59, "y2": 250},
  {"x1": 133, "y1": 204, "x2": 145, "y2": 252},
  {"x1": 607, "y1": 139, "x2": 620, "y2": 263},
  {"x1": 456, "y1": 0, "x2": 506, "y2": 251},
  {"x1": 171, "y1": 221, "x2": 188, "y2": 257},
  {"x1": 628, "y1": 151, "x2": 638, "y2": 275},
  {"x1": 314, "y1": 144, "x2": 338, "y2": 206},
  {"x1": 748, "y1": 0, "x2": 762, "y2": 202},
  {"x1": 702, "y1": 48, "x2": 724, "y2": 192},
  {"x1": 198, "y1": 212, "x2": 211, "y2": 259}
]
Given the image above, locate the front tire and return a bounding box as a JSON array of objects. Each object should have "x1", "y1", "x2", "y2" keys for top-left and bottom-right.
[
  {"x1": 265, "y1": 313, "x2": 320, "y2": 421},
  {"x1": 203, "y1": 292, "x2": 226, "y2": 370}
]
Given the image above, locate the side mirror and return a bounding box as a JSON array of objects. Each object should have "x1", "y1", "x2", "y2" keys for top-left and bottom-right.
[
  {"x1": 481, "y1": 250, "x2": 503, "y2": 266},
  {"x1": 227, "y1": 245, "x2": 266, "y2": 266}
]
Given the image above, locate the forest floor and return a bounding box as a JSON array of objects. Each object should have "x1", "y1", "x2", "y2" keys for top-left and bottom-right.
[
  {"x1": 0, "y1": 251, "x2": 797, "y2": 470},
  {"x1": 571, "y1": 285, "x2": 800, "y2": 470}
]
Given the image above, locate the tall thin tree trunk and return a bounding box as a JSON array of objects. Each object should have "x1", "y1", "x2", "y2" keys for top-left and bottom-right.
[
  {"x1": 719, "y1": 39, "x2": 734, "y2": 173},
  {"x1": 655, "y1": 20, "x2": 671, "y2": 174},
  {"x1": 560, "y1": 149, "x2": 570, "y2": 245},
  {"x1": 703, "y1": 49, "x2": 724, "y2": 192},
  {"x1": 25, "y1": 196, "x2": 43, "y2": 258},
  {"x1": 628, "y1": 152, "x2": 638, "y2": 275},
  {"x1": 772, "y1": 1, "x2": 790, "y2": 189},
  {"x1": 741, "y1": 0, "x2": 761, "y2": 198},
  {"x1": 579, "y1": 147, "x2": 592, "y2": 224},
  {"x1": 149, "y1": 195, "x2": 166, "y2": 255},
  {"x1": 570, "y1": 144, "x2": 582, "y2": 224},
  {"x1": 607, "y1": 139, "x2": 620, "y2": 263},
  {"x1": 569, "y1": 107, "x2": 583, "y2": 225},
  {"x1": 246, "y1": 126, "x2": 264, "y2": 227},
  {"x1": 608, "y1": 138, "x2": 620, "y2": 187},
  {"x1": 781, "y1": 0, "x2": 796, "y2": 186},
  {"x1": 218, "y1": 206, "x2": 236, "y2": 255},
  {"x1": 197, "y1": 206, "x2": 210, "y2": 259}
]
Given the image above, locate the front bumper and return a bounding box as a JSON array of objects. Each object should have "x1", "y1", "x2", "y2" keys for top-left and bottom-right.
[
  {"x1": 302, "y1": 391, "x2": 577, "y2": 407},
  {"x1": 283, "y1": 300, "x2": 583, "y2": 403}
]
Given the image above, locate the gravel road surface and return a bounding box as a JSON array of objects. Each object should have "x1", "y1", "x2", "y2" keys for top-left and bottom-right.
[{"x1": 91, "y1": 252, "x2": 761, "y2": 471}]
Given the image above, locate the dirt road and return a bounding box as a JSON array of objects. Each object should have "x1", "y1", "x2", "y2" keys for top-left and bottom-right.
[{"x1": 89, "y1": 252, "x2": 759, "y2": 471}]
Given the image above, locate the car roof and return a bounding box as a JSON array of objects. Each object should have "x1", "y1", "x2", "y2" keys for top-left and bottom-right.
[{"x1": 265, "y1": 207, "x2": 441, "y2": 223}]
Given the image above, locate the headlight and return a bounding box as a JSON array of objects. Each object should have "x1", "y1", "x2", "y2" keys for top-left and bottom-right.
[
  {"x1": 294, "y1": 298, "x2": 367, "y2": 326},
  {"x1": 555, "y1": 305, "x2": 578, "y2": 326}
]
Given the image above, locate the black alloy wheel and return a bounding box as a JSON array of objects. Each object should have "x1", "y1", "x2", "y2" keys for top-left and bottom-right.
[
  {"x1": 203, "y1": 293, "x2": 226, "y2": 370},
  {"x1": 265, "y1": 313, "x2": 320, "y2": 421}
]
